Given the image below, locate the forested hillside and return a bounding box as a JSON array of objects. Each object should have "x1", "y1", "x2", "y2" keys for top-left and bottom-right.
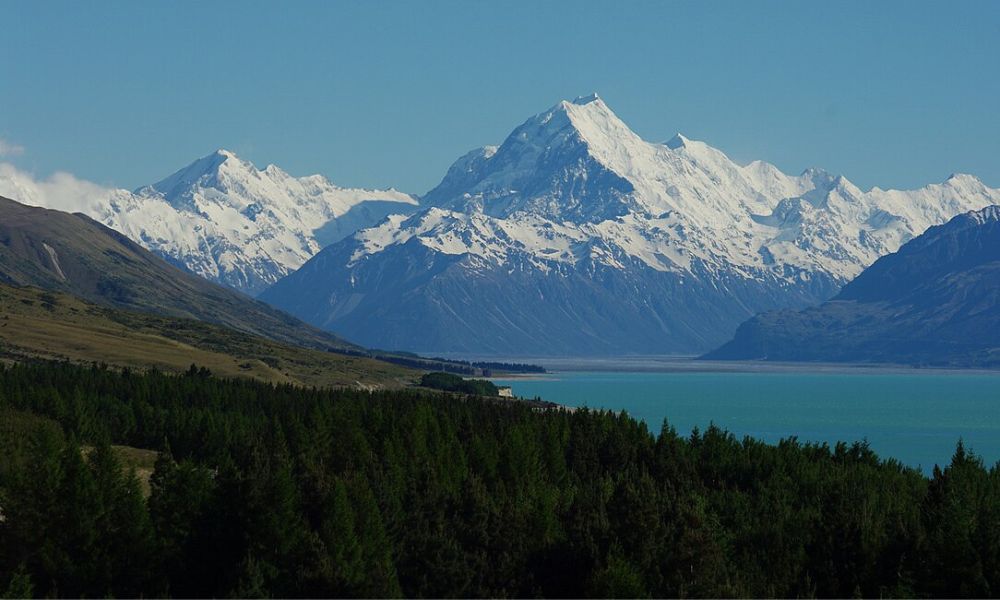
[{"x1": 1, "y1": 362, "x2": 998, "y2": 598}]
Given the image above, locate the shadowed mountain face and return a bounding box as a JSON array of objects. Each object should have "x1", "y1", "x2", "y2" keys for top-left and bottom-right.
[
  {"x1": 705, "y1": 206, "x2": 1000, "y2": 366},
  {"x1": 262, "y1": 239, "x2": 836, "y2": 355},
  {"x1": 0, "y1": 196, "x2": 355, "y2": 351}
]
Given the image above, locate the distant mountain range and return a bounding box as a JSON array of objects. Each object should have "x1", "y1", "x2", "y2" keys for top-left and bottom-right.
[
  {"x1": 0, "y1": 152, "x2": 417, "y2": 294},
  {"x1": 3, "y1": 95, "x2": 998, "y2": 356},
  {"x1": 0, "y1": 196, "x2": 354, "y2": 351},
  {"x1": 260, "y1": 95, "x2": 1000, "y2": 355},
  {"x1": 705, "y1": 205, "x2": 1000, "y2": 367}
]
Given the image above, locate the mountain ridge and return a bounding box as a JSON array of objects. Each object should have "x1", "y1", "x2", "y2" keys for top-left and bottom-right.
[
  {"x1": 261, "y1": 96, "x2": 1000, "y2": 355},
  {"x1": 704, "y1": 205, "x2": 1000, "y2": 366}
]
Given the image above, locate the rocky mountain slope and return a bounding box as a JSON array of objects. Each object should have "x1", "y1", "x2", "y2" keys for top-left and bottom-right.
[
  {"x1": 0, "y1": 151, "x2": 418, "y2": 294},
  {"x1": 704, "y1": 205, "x2": 1000, "y2": 366},
  {"x1": 261, "y1": 95, "x2": 1000, "y2": 355},
  {"x1": 0, "y1": 196, "x2": 354, "y2": 351}
]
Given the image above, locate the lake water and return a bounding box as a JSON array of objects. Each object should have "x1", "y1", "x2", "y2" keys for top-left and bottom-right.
[{"x1": 492, "y1": 368, "x2": 1000, "y2": 474}]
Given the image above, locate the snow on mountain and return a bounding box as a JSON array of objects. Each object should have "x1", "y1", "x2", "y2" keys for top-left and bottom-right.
[
  {"x1": 0, "y1": 152, "x2": 418, "y2": 294},
  {"x1": 262, "y1": 94, "x2": 1000, "y2": 355},
  {"x1": 347, "y1": 94, "x2": 998, "y2": 288}
]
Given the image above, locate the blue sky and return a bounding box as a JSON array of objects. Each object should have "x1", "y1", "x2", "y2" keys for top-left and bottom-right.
[{"x1": 2, "y1": 1, "x2": 998, "y2": 194}]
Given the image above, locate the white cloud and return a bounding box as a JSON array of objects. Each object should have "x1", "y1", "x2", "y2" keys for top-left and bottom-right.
[
  {"x1": 0, "y1": 138, "x2": 25, "y2": 157},
  {"x1": 0, "y1": 162, "x2": 119, "y2": 214}
]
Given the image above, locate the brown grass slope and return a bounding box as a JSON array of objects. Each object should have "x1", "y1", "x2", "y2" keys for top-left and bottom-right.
[{"x1": 0, "y1": 284, "x2": 416, "y2": 388}]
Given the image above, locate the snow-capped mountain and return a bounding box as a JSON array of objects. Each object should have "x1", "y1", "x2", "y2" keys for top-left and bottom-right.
[
  {"x1": 0, "y1": 151, "x2": 418, "y2": 294},
  {"x1": 261, "y1": 94, "x2": 1000, "y2": 355}
]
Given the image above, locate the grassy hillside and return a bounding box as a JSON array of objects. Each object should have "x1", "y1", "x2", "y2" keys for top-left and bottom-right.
[
  {"x1": 0, "y1": 196, "x2": 354, "y2": 351},
  {"x1": 0, "y1": 284, "x2": 416, "y2": 388}
]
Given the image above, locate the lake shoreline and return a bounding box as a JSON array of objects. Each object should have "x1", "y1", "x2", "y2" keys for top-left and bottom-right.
[{"x1": 485, "y1": 356, "x2": 1000, "y2": 377}]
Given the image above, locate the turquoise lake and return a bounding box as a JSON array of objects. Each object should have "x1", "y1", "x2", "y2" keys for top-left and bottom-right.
[{"x1": 492, "y1": 369, "x2": 1000, "y2": 474}]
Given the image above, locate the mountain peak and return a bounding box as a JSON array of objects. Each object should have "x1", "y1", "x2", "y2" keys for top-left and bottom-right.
[
  {"x1": 800, "y1": 166, "x2": 832, "y2": 177},
  {"x1": 552, "y1": 92, "x2": 614, "y2": 114},
  {"x1": 800, "y1": 167, "x2": 840, "y2": 186},
  {"x1": 945, "y1": 173, "x2": 984, "y2": 188},
  {"x1": 143, "y1": 151, "x2": 231, "y2": 199},
  {"x1": 665, "y1": 133, "x2": 689, "y2": 149},
  {"x1": 556, "y1": 94, "x2": 642, "y2": 150},
  {"x1": 188, "y1": 148, "x2": 242, "y2": 172},
  {"x1": 663, "y1": 133, "x2": 724, "y2": 159},
  {"x1": 422, "y1": 95, "x2": 641, "y2": 219},
  {"x1": 145, "y1": 148, "x2": 268, "y2": 202},
  {"x1": 571, "y1": 92, "x2": 601, "y2": 105}
]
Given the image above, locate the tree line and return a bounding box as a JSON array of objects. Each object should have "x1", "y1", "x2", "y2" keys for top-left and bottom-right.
[
  {"x1": 419, "y1": 371, "x2": 500, "y2": 396},
  {"x1": 336, "y1": 350, "x2": 545, "y2": 376},
  {"x1": 0, "y1": 361, "x2": 998, "y2": 598}
]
